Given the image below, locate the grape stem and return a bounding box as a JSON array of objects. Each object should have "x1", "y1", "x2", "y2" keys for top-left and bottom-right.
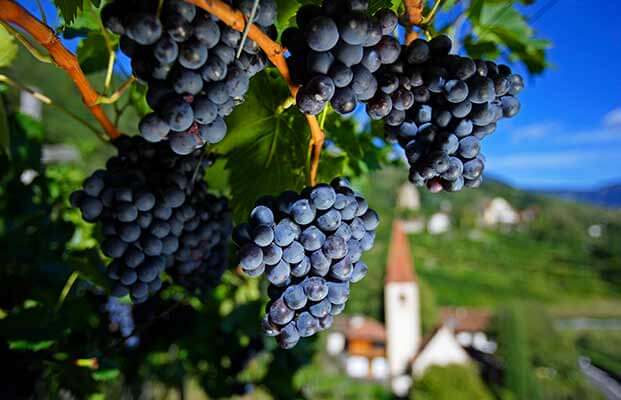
[
  {"x1": 0, "y1": 21, "x2": 52, "y2": 64},
  {"x1": 0, "y1": 0, "x2": 121, "y2": 139},
  {"x1": 96, "y1": 76, "x2": 137, "y2": 105},
  {"x1": 185, "y1": 0, "x2": 326, "y2": 186},
  {"x1": 404, "y1": 0, "x2": 423, "y2": 43},
  {"x1": 421, "y1": 0, "x2": 445, "y2": 26}
]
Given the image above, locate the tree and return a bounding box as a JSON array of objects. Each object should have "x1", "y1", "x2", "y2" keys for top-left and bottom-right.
[
  {"x1": 412, "y1": 363, "x2": 494, "y2": 400},
  {"x1": 0, "y1": 0, "x2": 550, "y2": 397}
]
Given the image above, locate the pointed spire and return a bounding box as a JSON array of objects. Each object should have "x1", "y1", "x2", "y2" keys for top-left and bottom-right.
[{"x1": 385, "y1": 220, "x2": 417, "y2": 283}]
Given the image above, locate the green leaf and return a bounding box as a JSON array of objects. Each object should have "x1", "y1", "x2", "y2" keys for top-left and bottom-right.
[
  {"x1": 66, "y1": 249, "x2": 110, "y2": 290},
  {"x1": 54, "y1": 0, "x2": 86, "y2": 25},
  {"x1": 129, "y1": 83, "x2": 150, "y2": 118},
  {"x1": 213, "y1": 71, "x2": 309, "y2": 221},
  {"x1": 368, "y1": 0, "x2": 394, "y2": 14},
  {"x1": 92, "y1": 368, "x2": 120, "y2": 381},
  {"x1": 466, "y1": 1, "x2": 550, "y2": 74},
  {"x1": 8, "y1": 339, "x2": 55, "y2": 351},
  {"x1": 275, "y1": 0, "x2": 301, "y2": 32},
  {"x1": 77, "y1": 33, "x2": 109, "y2": 74},
  {"x1": 0, "y1": 96, "x2": 10, "y2": 157},
  {"x1": 0, "y1": 23, "x2": 18, "y2": 68},
  {"x1": 62, "y1": 2, "x2": 102, "y2": 35}
]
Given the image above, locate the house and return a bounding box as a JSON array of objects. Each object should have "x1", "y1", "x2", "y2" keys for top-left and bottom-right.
[
  {"x1": 327, "y1": 220, "x2": 483, "y2": 396},
  {"x1": 441, "y1": 308, "x2": 496, "y2": 354},
  {"x1": 427, "y1": 212, "x2": 450, "y2": 234},
  {"x1": 327, "y1": 316, "x2": 389, "y2": 380},
  {"x1": 397, "y1": 182, "x2": 421, "y2": 211},
  {"x1": 481, "y1": 197, "x2": 519, "y2": 226}
]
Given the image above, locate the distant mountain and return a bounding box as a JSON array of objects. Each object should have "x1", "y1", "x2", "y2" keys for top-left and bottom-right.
[{"x1": 537, "y1": 183, "x2": 621, "y2": 208}]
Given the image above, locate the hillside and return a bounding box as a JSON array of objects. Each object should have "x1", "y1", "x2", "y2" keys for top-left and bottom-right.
[
  {"x1": 537, "y1": 183, "x2": 621, "y2": 209},
  {"x1": 347, "y1": 168, "x2": 621, "y2": 321}
]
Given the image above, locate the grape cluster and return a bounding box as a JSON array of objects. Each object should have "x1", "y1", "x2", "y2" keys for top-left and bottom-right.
[
  {"x1": 70, "y1": 135, "x2": 232, "y2": 303},
  {"x1": 283, "y1": 0, "x2": 401, "y2": 115},
  {"x1": 379, "y1": 35, "x2": 524, "y2": 191},
  {"x1": 101, "y1": 0, "x2": 277, "y2": 155},
  {"x1": 105, "y1": 297, "x2": 140, "y2": 347},
  {"x1": 233, "y1": 178, "x2": 379, "y2": 348}
]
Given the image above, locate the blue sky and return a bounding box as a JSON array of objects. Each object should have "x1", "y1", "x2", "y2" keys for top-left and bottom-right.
[{"x1": 16, "y1": 0, "x2": 621, "y2": 190}]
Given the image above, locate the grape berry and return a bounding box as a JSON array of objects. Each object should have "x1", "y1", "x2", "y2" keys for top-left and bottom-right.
[
  {"x1": 379, "y1": 35, "x2": 524, "y2": 191},
  {"x1": 233, "y1": 178, "x2": 379, "y2": 348},
  {"x1": 102, "y1": 0, "x2": 277, "y2": 155},
  {"x1": 284, "y1": 0, "x2": 400, "y2": 115},
  {"x1": 71, "y1": 135, "x2": 232, "y2": 303}
]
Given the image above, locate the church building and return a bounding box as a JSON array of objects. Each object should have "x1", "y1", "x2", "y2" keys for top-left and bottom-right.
[{"x1": 326, "y1": 220, "x2": 491, "y2": 396}]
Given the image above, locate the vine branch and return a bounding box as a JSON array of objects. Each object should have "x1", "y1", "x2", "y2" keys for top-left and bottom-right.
[
  {"x1": 0, "y1": 0, "x2": 120, "y2": 139},
  {"x1": 404, "y1": 0, "x2": 424, "y2": 43},
  {"x1": 185, "y1": 0, "x2": 325, "y2": 186}
]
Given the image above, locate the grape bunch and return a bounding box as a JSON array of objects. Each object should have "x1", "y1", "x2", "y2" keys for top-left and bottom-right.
[
  {"x1": 105, "y1": 297, "x2": 140, "y2": 347},
  {"x1": 233, "y1": 178, "x2": 379, "y2": 348},
  {"x1": 70, "y1": 135, "x2": 232, "y2": 303},
  {"x1": 283, "y1": 0, "x2": 401, "y2": 115},
  {"x1": 380, "y1": 35, "x2": 524, "y2": 191},
  {"x1": 101, "y1": 0, "x2": 277, "y2": 155}
]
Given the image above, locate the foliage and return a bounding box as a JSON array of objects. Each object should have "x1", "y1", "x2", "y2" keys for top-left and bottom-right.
[
  {"x1": 494, "y1": 303, "x2": 542, "y2": 400},
  {"x1": 412, "y1": 363, "x2": 494, "y2": 400},
  {"x1": 575, "y1": 331, "x2": 621, "y2": 380},
  {"x1": 491, "y1": 303, "x2": 605, "y2": 400}
]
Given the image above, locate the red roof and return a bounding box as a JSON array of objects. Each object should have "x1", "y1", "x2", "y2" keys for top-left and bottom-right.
[
  {"x1": 339, "y1": 316, "x2": 386, "y2": 342},
  {"x1": 440, "y1": 307, "x2": 492, "y2": 333},
  {"x1": 385, "y1": 220, "x2": 417, "y2": 283}
]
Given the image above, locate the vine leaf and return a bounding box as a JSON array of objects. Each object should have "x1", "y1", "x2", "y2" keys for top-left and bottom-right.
[
  {"x1": 213, "y1": 71, "x2": 309, "y2": 222},
  {"x1": 0, "y1": 96, "x2": 10, "y2": 157},
  {"x1": 467, "y1": 0, "x2": 550, "y2": 74},
  {"x1": 0, "y1": 23, "x2": 18, "y2": 68},
  {"x1": 53, "y1": 0, "x2": 85, "y2": 25},
  {"x1": 77, "y1": 33, "x2": 109, "y2": 74}
]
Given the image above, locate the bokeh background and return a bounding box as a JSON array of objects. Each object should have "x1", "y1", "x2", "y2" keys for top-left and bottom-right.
[{"x1": 1, "y1": 0, "x2": 620, "y2": 399}]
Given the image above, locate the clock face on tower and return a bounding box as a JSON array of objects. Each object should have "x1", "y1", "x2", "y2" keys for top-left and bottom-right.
[{"x1": 399, "y1": 292, "x2": 408, "y2": 304}]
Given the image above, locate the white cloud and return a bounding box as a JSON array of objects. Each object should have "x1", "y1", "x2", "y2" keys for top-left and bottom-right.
[
  {"x1": 511, "y1": 121, "x2": 561, "y2": 143},
  {"x1": 508, "y1": 111, "x2": 621, "y2": 145},
  {"x1": 603, "y1": 107, "x2": 621, "y2": 127}
]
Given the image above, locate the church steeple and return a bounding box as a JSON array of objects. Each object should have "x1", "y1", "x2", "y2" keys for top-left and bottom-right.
[
  {"x1": 385, "y1": 220, "x2": 417, "y2": 284},
  {"x1": 384, "y1": 219, "x2": 421, "y2": 396}
]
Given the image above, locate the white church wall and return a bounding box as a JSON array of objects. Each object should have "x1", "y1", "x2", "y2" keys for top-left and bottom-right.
[
  {"x1": 385, "y1": 282, "x2": 420, "y2": 377},
  {"x1": 412, "y1": 326, "x2": 470, "y2": 376}
]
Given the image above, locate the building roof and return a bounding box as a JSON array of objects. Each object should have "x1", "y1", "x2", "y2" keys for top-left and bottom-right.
[
  {"x1": 385, "y1": 220, "x2": 417, "y2": 283},
  {"x1": 336, "y1": 316, "x2": 387, "y2": 342},
  {"x1": 440, "y1": 307, "x2": 492, "y2": 333}
]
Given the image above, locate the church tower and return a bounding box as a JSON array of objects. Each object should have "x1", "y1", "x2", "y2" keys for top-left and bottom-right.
[{"x1": 384, "y1": 220, "x2": 420, "y2": 395}]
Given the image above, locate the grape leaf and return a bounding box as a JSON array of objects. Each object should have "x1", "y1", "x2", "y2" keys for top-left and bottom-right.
[
  {"x1": 213, "y1": 71, "x2": 309, "y2": 222},
  {"x1": 77, "y1": 33, "x2": 109, "y2": 74},
  {"x1": 66, "y1": 249, "x2": 110, "y2": 290},
  {"x1": 0, "y1": 23, "x2": 18, "y2": 68},
  {"x1": 467, "y1": 0, "x2": 550, "y2": 74},
  {"x1": 54, "y1": 0, "x2": 85, "y2": 25},
  {"x1": 368, "y1": 0, "x2": 394, "y2": 14},
  {"x1": 0, "y1": 96, "x2": 10, "y2": 157},
  {"x1": 8, "y1": 339, "x2": 55, "y2": 351}
]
